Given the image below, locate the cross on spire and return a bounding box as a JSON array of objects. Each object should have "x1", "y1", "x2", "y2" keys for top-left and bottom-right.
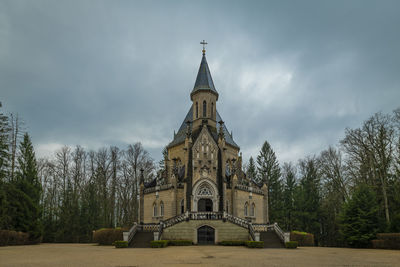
[{"x1": 200, "y1": 40, "x2": 208, "y2": 55}]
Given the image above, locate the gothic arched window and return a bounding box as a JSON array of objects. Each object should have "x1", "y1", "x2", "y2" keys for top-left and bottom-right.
[
  {"x1": 196, "y1": 102, "x2": 198, "y2": 118},
  {"x1": 153, "y1": 203, "x2": 157, "y2": 217},
  {"x1": 211, "y1": 102, "x2": 214, "y2": 118},
  {"x1": 251, "y1": 203, "x2": 255, "y2": 217},
  {"x1": 203, "y1": 100, "x2": 207, "y2": 117},
  {"x1": 181, "y1": 199, "x2": 185, "y2": 214},
  {"x1": 226, "y1": 200, "x2": 229, "y2": 213},
  {"x1": 244, "y1": 202, "x2": 248, "y2": 216},
  {"x1": 160, "y1": 201, "x2": 164, "y2": 216}
]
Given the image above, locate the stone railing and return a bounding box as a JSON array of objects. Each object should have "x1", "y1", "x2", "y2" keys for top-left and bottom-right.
[
  {"x1": 235, "y1": 184, "x2": 264, "y2": 195},
  {"x1": 273, "y1": 222, "x2": 290, "y2": 243},
  {"x1": 248, "y1": 223, "x2": 256, "y2": 241},
  {"x1": 144, "y1": 183, "x2": 174, "y2": 194},
  {"x1": 190, "y1": 212, "x2": 223, "y2": 220},
  {"x1": 123, "y1": 223, "x2": 138, "y2": 243},
  {"x1": 139, "y1": 223, "x2": 160, "y2": 232},
  {"x1": 162, "y1": 212, "x2": 189, "y2": 228},
  {"x1": 224, "y1": 212, "x2": 250, "y2": 229}
]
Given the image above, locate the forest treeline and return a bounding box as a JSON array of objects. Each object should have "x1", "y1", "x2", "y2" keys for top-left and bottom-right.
[
  {"x1": 252, "y1": 108, "x2": 400, "y2": 247},
  {"x1": 1, "y1": 100, "x2": 399, "y2": 246}
]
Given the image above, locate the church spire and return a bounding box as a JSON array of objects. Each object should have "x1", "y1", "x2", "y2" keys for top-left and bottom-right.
[{"x1": 190, "y1": 41, "x2": 219, "y2": 101}]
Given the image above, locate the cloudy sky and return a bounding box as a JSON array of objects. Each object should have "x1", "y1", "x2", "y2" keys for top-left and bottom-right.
[{"x1": 1, "y1": 0, "x2": 399, "y2": 165}]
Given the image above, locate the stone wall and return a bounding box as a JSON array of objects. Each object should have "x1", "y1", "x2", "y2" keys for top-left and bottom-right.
[{"x1": 161, "y1": 220, "x2": 249, "y2": 244}]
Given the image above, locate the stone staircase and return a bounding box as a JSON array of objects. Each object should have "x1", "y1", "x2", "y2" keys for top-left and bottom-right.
[
  {"x1": 260, "y1": 230, "x2": 284, "y2": 248},
  {"x1": 129, "y1": 231, "x2": 154, "y2": 248}
]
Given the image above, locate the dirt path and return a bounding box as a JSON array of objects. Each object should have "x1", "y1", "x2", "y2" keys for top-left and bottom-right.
[{"x1": 1, "y1": 243, "x2": 399, "y2": 267}]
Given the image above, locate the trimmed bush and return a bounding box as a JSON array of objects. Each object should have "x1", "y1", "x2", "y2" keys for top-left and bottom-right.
[
  {"x1": 372, "y1": 233, "x2": 400, "y2": 249},
  {"x1": 93, "y1": 228, "x2": 124, "y2": 245},
  {"x1": 0, "y1": 230, "x2": 29, "y2": 246},
  {"x1": 168, "y1": 240, "x2": 192, "y2": 246},
  {"x1": 114, "y1": 240, "x2": 128, "y2": 248},
  {"x1": 290, "y1": 231, "x2": 314, "y2": 246},
  {"x1": 219, "y1": 240, "x2": 246, "y2": 246},
  {"x1": 150, "y1": 240, "x2": 169, "y2": 248},
  {"x1": 245, "y1": 241, "x2": 264, "y2": 248},
  {"x1": 285, "y1": 241, "x2": 298, "y2": 249}
]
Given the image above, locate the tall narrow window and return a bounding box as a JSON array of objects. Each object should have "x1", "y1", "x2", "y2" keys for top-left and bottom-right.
[
  {"x1": 153, "y1": 203, "x2": 157, "y2": 217},
  {"x1": 226, "y1": 200, "x2": 229, "y2": 213},
  {"x1": 160, "y1": 201, "x2": 164, "y2": 216},
  {"x1": 244, "y1": 202, "x2": 248, "y2": 216},
  {"x1": 211, "y1": 103, "x2": 214, "y2": 118},
  {"x1": 196, "y1": 102, "x2": 198, "y2": 118},
  {"x1": 251, "y1": 203, "x2": 255, "y2": 217},
  {"x1": 203, "y1": 100, "x2": 207, "y2": 117},
  {"x1": 181, "y1": 199, "x2": 185, "y2": 214}
]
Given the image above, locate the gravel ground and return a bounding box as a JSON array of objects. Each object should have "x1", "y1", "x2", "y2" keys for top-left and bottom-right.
[{"x1": 1, "y1": 243, "x2": 399, "y2": 267}]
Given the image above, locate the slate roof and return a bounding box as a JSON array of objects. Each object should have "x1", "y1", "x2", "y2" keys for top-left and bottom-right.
[
  {"x1": 191, "y1": 54, "x2": 218, "y2": 98},
  {"x1": 167, "y1": 106, "x2": 239, "y2": 149}
]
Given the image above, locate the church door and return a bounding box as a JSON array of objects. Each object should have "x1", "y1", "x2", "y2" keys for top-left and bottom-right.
[
  {"x1": 197, "y1": 226, "x2": 215, "y2": 245},
  {"x1": 198, "y1": 198, "x2": 213, "y2": 212}
]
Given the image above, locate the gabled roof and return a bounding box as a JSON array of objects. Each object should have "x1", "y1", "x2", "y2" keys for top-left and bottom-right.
[
  {"x1": 167, "y1": 106, "x2": 239, "y2": 149},
  {"x1": 191, "y1": 54, "x2": 218, "y2": 99}
]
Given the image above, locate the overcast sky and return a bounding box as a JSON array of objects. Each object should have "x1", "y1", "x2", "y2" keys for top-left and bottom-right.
[{"x1": 1, "y1": 0, "x2": 399, "y2": 165}]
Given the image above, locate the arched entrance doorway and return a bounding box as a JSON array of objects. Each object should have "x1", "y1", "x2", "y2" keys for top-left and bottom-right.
[
  {"x1": 197, "y1": 225, "x2": 215, "y2": 245},
  {"x1": 198, "y1": 198, "x2": 213, "y2": 212}
]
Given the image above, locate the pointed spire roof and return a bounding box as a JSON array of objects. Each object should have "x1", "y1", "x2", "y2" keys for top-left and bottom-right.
[{"x1": 191, "y1": 53, "x2": 219, "y2": 100}]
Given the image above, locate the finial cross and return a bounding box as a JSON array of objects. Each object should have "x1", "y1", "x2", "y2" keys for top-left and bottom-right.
[{"x1": 200, "y1": 40, "x2": 208, "y2": 50}]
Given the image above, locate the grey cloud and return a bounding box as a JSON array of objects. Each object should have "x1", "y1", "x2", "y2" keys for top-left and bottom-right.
[{"x1": 1, "y1": 0, "x2": 399, "y2": 164}]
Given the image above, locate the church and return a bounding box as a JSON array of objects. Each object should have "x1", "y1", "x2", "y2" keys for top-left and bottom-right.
[{"x1": 125, "y1": 42, "x2": 289, "y2": 247}]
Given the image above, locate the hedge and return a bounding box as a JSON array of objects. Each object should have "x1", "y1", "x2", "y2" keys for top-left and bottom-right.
[
  {"x1": 0, "y1": 230, "x2": 30, "y2": 246},
  {"x1": 372, "y1": 233, "x2": 400, "y2": 250},
  {"x1": 114, "y1": 240, "x2": 128, "y2": 248},
  {"x1": 285, "y1": 241, "x2": 298, "y2": 249},
  {"x1": 168, "y1": 240, "x2": 192, "y2": 246},
  {"x1": 93, "y1": 228, "x2": 125, "y2": 245},
  {"x1": 290, "y1": 231, "x2": 314, "y2": 246},
  {"x1": 245, "y1": 241, "x2": 264, "y2": 248},
  {"x1": 150, "y1": 240, "x2": 169, "y2": 248},
  {"x1": 219, "y1": 240, "x2": 246, "y2": 246}
]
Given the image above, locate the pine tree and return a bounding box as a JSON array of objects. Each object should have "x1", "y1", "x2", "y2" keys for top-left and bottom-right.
[
  {"x1": 282, "y1": 162, "x2": 296, "y2": 231},
  {"x1": 15, "y1": 133, "x2": 43, "y2": 242},
  {"x1": 340, "y1": 184, "x2": 380, "y2": 248},
  {"x1": 257, "y1": 140, "x2": 283, "y2": 224},
  {"x1": 293, "y1": 157, "x2": 321, "y2": 243},
  {"x1": 247, "y1": 156, "x2": 257, "y2": 181}
]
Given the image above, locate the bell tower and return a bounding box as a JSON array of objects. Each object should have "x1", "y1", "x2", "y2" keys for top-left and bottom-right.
[{"x1": 191, "y1": 40, "x2": 219, "y2": 131}]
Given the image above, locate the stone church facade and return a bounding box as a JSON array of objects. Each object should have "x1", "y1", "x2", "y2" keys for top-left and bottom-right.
[{"x1": 125, "y1": 46, "x2": 289, "y2": 246}]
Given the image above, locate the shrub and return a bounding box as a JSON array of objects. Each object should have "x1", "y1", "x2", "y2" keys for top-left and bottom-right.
[
  {"x1": 114, "y1": 240, "x2": 128, "y2": 248},
  {"x1": 93, "y1": 228, "x2": 124, "y2": 245},
  {"x1": 290, "y1": 231, "x2": 314, "y2": 246},
  {"x1": 168, "y1": 240, "x2": 192, "y2": 246},
  {"x1": 0, "y1": 230, "x2": 29, "y2": 246},
  {"x1": 219, "y1": 240, "x2": 246, "y2": 246},
  {"x1": 245, "y1": 241, "x2": 264, "y2": 248},
  {"x1": 372, "y1": 233, "x2": 400, "y2": 249},
  {"x1": 150, "y1": 240, "x2": 169, "y2": 248},
  {"x1": 285, "y1": 241, "x2": 298, "y2": 249}
]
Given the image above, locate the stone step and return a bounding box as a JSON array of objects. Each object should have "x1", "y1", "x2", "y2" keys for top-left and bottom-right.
[
  {"x1": 260, "y1": 231, "x2": 284, "y2": 248},
  {"x1": 130, "y1": 231, "x2": 154, "y2": 248}
]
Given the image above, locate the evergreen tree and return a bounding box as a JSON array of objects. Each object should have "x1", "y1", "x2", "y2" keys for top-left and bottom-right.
[
  {"x1": 15, "y1": 133, "x2": 43, "y2": 242},
  {"x1": 340, "y1": 184, "x2": 380, "y2": 248},
  {"x1": 293, "y1": 157, "x2": 321, "y2": 243},
  {"x1": 282, "y1": 162, "x2": 296, "y2": 231},
  {"x1": 257, "y1": 140, "x2": 283, "y2": 224},
  {"x1": 247, "y1": 156, "x2": 257, "y2": 181}
]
